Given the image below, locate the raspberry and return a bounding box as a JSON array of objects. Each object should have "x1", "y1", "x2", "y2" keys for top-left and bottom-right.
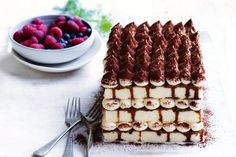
[
  {"x1": 66, "y1": 20, "x2": 80, "y2": 33},
  {"x1": 74, "y1": 17, "x2": 84, "y2": 27},
  {"x1": 57, "y1": 21, "x2": 66, "y2": 31},
  {"x1": 80, "y1": 26, "x2": 87, "y2": 33},
  {"x1": 30, "y1": 43, "x2": 44, "y2": 49},
  {"x1": 56, "y1": 16, "x2": 66, "y2": 22},
  {"x1": 32, "y1": 18, "x2": 44, "y2": 25},
  {"x1": 49, "y1": 27, "x2": 63, "y2": 39},
  {"x1": 29, "y1": 36, "x2": 39, "y2": 44},
  {"x1": 23, "y1": 24, "x2": 37, "y2": 38},
  {"x1": 44, "y1": 35, "x2": 57, "y2": 48},
  {"x1": 31, "y1": 24, "x2": 38, "y2": 28},
  {"x1": 37, "y1": 24, "x2": 48, "y2": 34},
  {"x1": 13, "y1": 30, "x2": 24, "y2": 42},
  {"x1": 20, "y1": 36, "x2": 38, "y2": 47},
  {"x1": 51, "y1": 42, "x2": 64, "y2": 49},
  {"x1": 49, "y1": 22, "x2": 57, "y2": 29},
  {"x1": 70, "y1": 37, "x2": 84, "y2": 46},
  {"x1": 32, "y1": 30, "x2": 45, "y2": 41},
  {"x1": 20, "y1": 40, "x2": 31, "y2": 47},
  {"x1": 83, "y1": 36, "x2": 89, "y2": 41}
]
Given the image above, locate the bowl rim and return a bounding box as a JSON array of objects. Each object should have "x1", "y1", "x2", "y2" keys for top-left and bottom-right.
[{"x1": 8, "y1": 14, "x2": 94, "y2": 52}]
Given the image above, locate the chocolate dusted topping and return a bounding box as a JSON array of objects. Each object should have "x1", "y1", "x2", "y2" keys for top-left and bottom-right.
[
  {"x1": 103, "y1": 54, "x2": 119, "y2": 64},
  {"x1": 138, "y1": 37, "x2": 152, "y2": 46},
  {"x1": 101, "y1": 19, "x2": 205, "y2": 87},
  {"x1": 104, "y1": 55, "x2": 120, "y2": 73},
  {"x1": 150, "y1": 21, "x2": 162, "y2": 35},
  {"x1": 120, "y1": 58, "x2": 135, "y2": 71},
  {"x1": 149, "y1": 47, "x2": 165, "y2": 82},
  {"x1": 184, "y1": 19, "x2": 196, "y2": 34},
  {"x1": 139, "y1": 21, "x2": 150, "y2": 28},
  {"x1": 101, "y1": 70, "x2": 118, "y2": 87},
  {"x1": 135, "y1": 30, "x2": 150, "y2": 41},
  {"x1": 135, "y1": 59, "x2": 150, "y2": 71},
  {"x1": 107, "y1": 41, "x2": 122, "y2": 52},
  {"x1": 107, "y1": 47, "x2": 119, "y2": 58},
  {"x1": 168, "y1": 33, "x2": 182, "y2": 49},
  {"x1": 120, "y1": 52, "x2": 135, "y2": 66},
  {"x1": 163, "y1": 20, "x2": 174, "y2": 38},
  {"x1": 134, "y1": 23, "x2": 152, "y2": 85},
  {"x1": 165, "y1": 46, "x2": 180, "y2": 81},
  {"x1": 120, "y1": 46, "x2": 136, "y2": 58},
  {"x1": 136, "y1": 45, "x2": 152, "y2": 56},
  {"x1": 151, "y1": 46, "x2": 164, "y2": 59},
  {"x1": 165, "y1": 31, "x2": 176, "y2": 42},
  {"x1": 107, "y1": 23, "x2": 123, "y2": 48},
  {"x1": 119, "y1": 67, "x2": 134, "y2": 80},
  {"x1": 111, "y1": 23, "x2": 123, "y2": 32},
  {"x1": 121, "y1": 22, "x2": 137, "y2": 40},
  {"x1": 191, "y1": 45, "x2": 205, "y2": 83},
  {"x1": 174, "y1": 22, "x2": 186, "y2": 35},
  {"x1": 107, "y1": 34, "x2": 122, "y2": 48},
  {"x1": 163, "y1": 20, "x2": 174, "y2": 31},
  {"x1": 134, "y1": 69, "x2": 149, "y2": 83},
  {"x1": 152, "y1": 35, "x2": 168, "y2": 51},
  {"x1": 102, "y1": 23, "x2": 122, "y2": 87},
  {"x1": 178, "y1": 35, "x2": 192, "y2": 82},
  {"x1": 119, "y1": 22, "x2": 138, "y2": 84},
  {"x1": 190, "y1": 32, "x2": 200, "y2": 44},
  {"x1": 122, "y1": 34, "x2": 138, "y2": 50}
]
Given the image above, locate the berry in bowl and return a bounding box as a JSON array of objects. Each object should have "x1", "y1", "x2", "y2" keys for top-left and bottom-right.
[{"x1": 9, "y1": 15, "x2": 95, "y2": 64}]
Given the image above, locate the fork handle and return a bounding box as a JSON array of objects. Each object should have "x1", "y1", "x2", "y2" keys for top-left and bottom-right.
[
  {"x1": 33, "y1": 119, "x2": 81, "y2": 157},
  {"x1": 62, "y1": 130, "x2": 74, "y2": 157}
]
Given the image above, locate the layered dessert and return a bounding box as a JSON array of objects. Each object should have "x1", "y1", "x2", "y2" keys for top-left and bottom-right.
[{"x1": 101, "y1": 19, "x2": 205, "y2": 143}]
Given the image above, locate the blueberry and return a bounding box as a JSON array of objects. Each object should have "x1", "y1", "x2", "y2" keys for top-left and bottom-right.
[
  {"x1": 86, "y1": 28, "x2": 92, "y2": 35},
  {"x1": 58, "y1": 38, "x2": 65, "y2": 43},
  {"x1": 58, "y1": 38, "x2": 68, "y2": 45},
  {"x1": 63, "y1": 33, "x2": 70, "y2": 40},
  {"x1": 66, "y1": 16, "x2": 74, "y2": 21},
  {"x1": 77, "y1": 32, "x2": 84, "y2": 37},
  {"x1": 62, "y1": 43, "x2": 67, "y2": 48},
  {"x1": 70, "y1": 34, "x2": 76, "y2": 39}
]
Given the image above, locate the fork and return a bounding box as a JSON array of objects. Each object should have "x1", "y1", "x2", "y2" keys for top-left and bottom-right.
[
  {"x1": 80, "y1": 98, "x2": 102, "y2": 157},
  {"x1": 62, "y1": 98, "x2": 81, "y2": 157},
  {"x1": 33, "y1": 97, "x2": 81, "y2": 157}
]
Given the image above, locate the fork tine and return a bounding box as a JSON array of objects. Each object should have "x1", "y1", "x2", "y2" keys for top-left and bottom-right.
[
  {"x1": 66, "y1": 98, "x2": 70, "y2": 119},
  {"x1": 87, "y1": 98, "x2": 102, "y2": 117},
  {"x1": 73, "y1": 97, "x2": 78, "y2": 118},
  {"x1": 70, "y1": 97, "x2": 76, "y2": 118},
  {"x1": 73, "y1": 97, "x2": 77, "y2": 118},
  {"x1": 74, "y1": 97, "x2": 80, "y2": 118},
  {"x1": 88, "y1": 104, "x2": 101, "y2": 118},
  {"x1": 92, "y1": 109, "x2": 102, "y2": 120},
  {"x1": 76, "y1": 98, "x2": 81, "y2": 118}
]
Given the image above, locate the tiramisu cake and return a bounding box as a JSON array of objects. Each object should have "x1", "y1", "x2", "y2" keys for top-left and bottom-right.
[{"x1": 101, "y1": 19, "x2": 205, "y2": 143}]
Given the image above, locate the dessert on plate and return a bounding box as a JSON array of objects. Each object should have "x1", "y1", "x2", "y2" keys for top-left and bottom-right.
[{"x1": 101, "y1": 19, "x2": 205, "y2": 143}]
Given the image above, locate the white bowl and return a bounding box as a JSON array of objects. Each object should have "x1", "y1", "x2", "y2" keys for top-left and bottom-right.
[{"x1": 8, "y1": 15, "x2": 95, "y2": 64}]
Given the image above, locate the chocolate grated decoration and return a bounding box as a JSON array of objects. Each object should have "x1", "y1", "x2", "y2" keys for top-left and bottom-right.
[{"x1": 102, "y1": 19, "x2": 205, "y2": 88}]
